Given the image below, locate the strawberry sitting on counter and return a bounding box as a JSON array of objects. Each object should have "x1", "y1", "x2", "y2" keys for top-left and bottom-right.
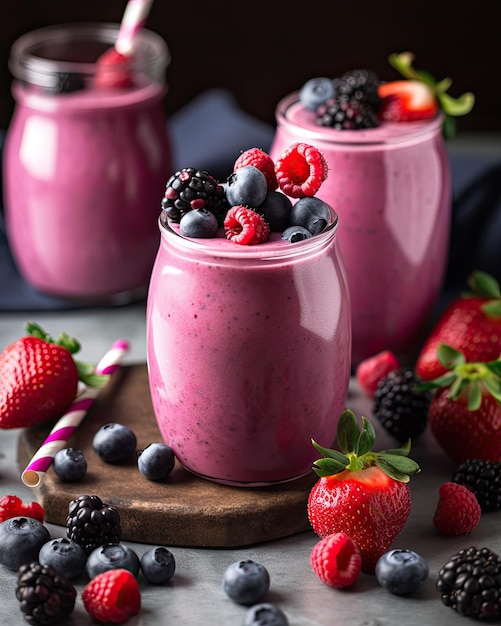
[
  {"x1": 0, "y1": 322, "x2": 107, "y2": 429},
  {"x1": 307, "y1": 409, "x2": 420, "y2": 574},
  {"x1": 416, "y1": 271, "x2": 501, "y2": 381}
]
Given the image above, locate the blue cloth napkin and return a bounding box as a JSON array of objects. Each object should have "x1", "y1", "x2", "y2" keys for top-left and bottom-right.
[{"x1": 0, "y1": 88, "x2": 500, "y2": 311}]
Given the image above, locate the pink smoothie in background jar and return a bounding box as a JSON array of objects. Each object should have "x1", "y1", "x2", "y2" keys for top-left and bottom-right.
[
  {"x1": 3, "y1": 23, "x2": 171, "y2": 302},
  {"x1": 270, "y1": 93, "x2": 451, "y2": 366},
  {"x1": 146, "y1": 210, "x2": 351, "y2": 486}
]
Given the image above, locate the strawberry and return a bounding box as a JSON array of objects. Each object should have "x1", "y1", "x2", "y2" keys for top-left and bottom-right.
[
  {"x1": 378, "y1": 80, "x2": 439, "y2": 122},
  {"x1": 82, "y1": 568, "x2": 141, "y2": 623},
  {"x1": 307, "y1": 409, "x2": 420, "y2": 574},
  {"x1": 0, "y1": 322, "x2": 108, "y2": 429},
  {"x1": 274, "y1": 142, "x2": 328, "y2": 198},
  {"x1": 310, "y1": 532, "x2": 362, "y2": 588},
  {"x1": 433, "y1": 482, "x2": 481, "y2": 535},
  {"x1": 418, "y1": 345, "x2": 501, "y2": 464},
  {"x1": 416, "y1": 271, "x2": 501, "y2": 382},
  {"x1": 94, "y1": 48, "x2": 135, "y2": 90},
  {"x1": 355, "y1": 350, "x2": 400, "y2": 397}
]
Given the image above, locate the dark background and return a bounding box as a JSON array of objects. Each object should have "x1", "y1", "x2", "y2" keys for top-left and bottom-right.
[{"x1": 1, "y1": 0, "x2": 500, "y2": 133}]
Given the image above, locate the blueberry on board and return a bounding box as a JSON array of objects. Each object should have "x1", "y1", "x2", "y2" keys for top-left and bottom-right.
[
  {"x1": 299, "y1": 77, "x2": 337, "y2": 110},
  {"x1": 375, "y1": 549, "x2": 429, "y2": 595},
  {"x1": 53, "y1": 447, "x2": 87, "y2": 481},
  {"x1": 281, "y1": 226, "x2": 313, "y2": 243},
  {"x1": 226, "y1": 166, "x2": 268, "y2": 208},
  {"x1": 86, "y1": 543, "x2": 140, "y2": 579},
  {"x1": 180, "y1": 208, "x2": 219, "y2": 238},
  {"x1": 243, "y1": 602, "x2": 289, "y2": 626},
  {"x1": 137, "y1": 442, "x2": 176, "y2": 481},
  {"x1": 222, "y1": 559, "x2": 270, "y2": 606},
  {"x1": 0, "y1": 517, "x2": 50, "y2": 570},
  {"x1": 140, "y1": 546, "x2": 176, "y2": 584},
  {"x1": 290, "y1": 196, "x2": 330, "y2": 235},
  {"x1": 258, "y1": 191, "x2": 292, "y2": 232},
  {"x1": 92, "y1": 423, "x2": 137, "y2": 463},
  {"x1": 39, "y1": 538, "x2": 88, "y2": 580}
]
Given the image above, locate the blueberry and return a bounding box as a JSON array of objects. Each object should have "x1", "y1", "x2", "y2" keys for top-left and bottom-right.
[
  {"x1": 92, "y1": 423, "x2": 137, "y2": 463},
  {"x1": 140, "y1": 546, "x2": 176, "y2": 584},
  {"x1": 289, "y1": 196, "x2": 331, "y2": 235},
  {"x1": 39, "y1": 538, "x2": 87, "y2": 579},
  {"x1": 226, "y1": 166, "x2": 268, "y2": 207},
  {"x1": 375, "y1": 549, "x2": 429, "y2": 595},
  {"x1": 137, "y1": 442, "x2": 176, "y2": 481},
  {"x1": 53, "y1": 447, "x2": 87, "y2": 481},
  {"x1": 86, "y1": 542, "x2": 140, "y2": 579},
  {"x1": 0, "y1": 517, "x2": 50, "y2": 570},
  {"x1": 222, "y1": 559, "x2": 270, "y2": 606},
  {"x1": 281, "y1": 226, "x2": 313, "y2": 243},
  {"x1": 180, "y1": 208, "x2": 219, "y2": 238},
  {"x1": 299, "y1": 77, "x2": 337, "y2": 110},
  {"x1": 243, "y1": 603, "x2": 289, "y2": 626},
  {"x1": 258, "y1": 191, "x2": 292, "y2": 232}
]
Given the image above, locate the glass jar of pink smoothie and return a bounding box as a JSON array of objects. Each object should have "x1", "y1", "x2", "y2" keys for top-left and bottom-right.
[
  {"x1": 146, "y1": 209, "x2": 351, "y2": 486},
  {"x1": 3, "y1": 23, "x2": 171, "y2": 302},
  {"x1": 270, "y1": 93, "x2": 452, "y2": 367}
]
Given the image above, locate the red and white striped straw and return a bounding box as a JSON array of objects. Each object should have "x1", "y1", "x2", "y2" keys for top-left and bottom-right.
[
  {"x1": 115, "y1": 0, "x2": 155, "y2": 56},
  {"x1": 21, "y1": 339, "x2": 130, "y2": 488}
]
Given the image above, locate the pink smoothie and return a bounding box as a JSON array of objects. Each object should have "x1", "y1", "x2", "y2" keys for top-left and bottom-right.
[
  {"x1": 146, "y1": 215, "x2": 351, "y2": 486},
  {"x1": 3, "y1": 24, "x2": 171, "y2": 301},
  {"x1": 270, "y1": 94, "x2": 452, "y2": 366}
]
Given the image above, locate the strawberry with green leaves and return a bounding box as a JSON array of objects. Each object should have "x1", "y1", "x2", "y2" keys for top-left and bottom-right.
[
  {"x1": 307, "y1": 409, "x2": 420, "y2": 574},
  {"x1": 0, "y1": 322, "x2": 108, "y2": 429},
  {"x1": 418, "y1": 345, "x2": 501, "y2": 464},
  {"x1": 416, "y1": 271, "x2": 501, "y2": 382}
]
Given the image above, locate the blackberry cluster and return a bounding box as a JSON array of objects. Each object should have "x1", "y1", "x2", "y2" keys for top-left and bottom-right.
[
  {"x1": 373, "y1": 368, "x2": 431, "y2": 443},
  {"x1": 16, "y1": 562, "x2": 76, "y2": 625},
  {"x1": 437, "y1": 546, "x2": 501, "y2": 621},
  {"x1": 452, "y1": 459, "x2": 501, "y2": 513},
  {"x1": 161, "y1": 167, "x2": 228, "y2": 223},
  {"x1": 66, "y1": 494, "x2": 122, "y2": 554},
  {"x1": 316, "y1": 69, "x2": 380, "y2": 130}
]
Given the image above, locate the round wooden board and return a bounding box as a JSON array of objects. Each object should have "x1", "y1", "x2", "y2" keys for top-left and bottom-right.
[{"x1": 17, "y1": 364, "x2": 316, "y2": 548}]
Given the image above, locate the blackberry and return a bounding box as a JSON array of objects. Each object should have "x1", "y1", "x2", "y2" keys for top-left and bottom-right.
[
  {"x1": 316, "y1": 96, "x2": 379, "y2": 130},
  {"x1": 437, "y1": 546, "x2": 501, "y2": 621},
  {"x1": 452, "y1": 459, "x2": 501, "y2": 513},
  {"x1": 372, "y1": 368, "x2": 431, "y2": 443},
  {"x1": 161, "y1": 168, "x2": 227, "y2": 223},
  {"x1": 337, "y1": 69, "x2": 381, "y2": 110},
  {"x1": 66, "y1": 494, "x2": 122, "y2": 555},
  {"x1": 16, "y1": 562, "x2": 77, "y2": 625}
]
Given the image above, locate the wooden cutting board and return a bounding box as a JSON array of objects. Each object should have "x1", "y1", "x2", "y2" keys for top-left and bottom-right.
[{"x1": 17, "y1": 364, "x2": 317, "y2": 548}]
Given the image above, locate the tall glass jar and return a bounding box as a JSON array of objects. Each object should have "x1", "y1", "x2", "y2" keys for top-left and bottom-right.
[
  {"x1": 146, "y1": 209, "x2": 351, "y2": 486},
  {"x1": 270, "y1": 93, "x2": 452, "y2": 366},
  {"x1": 3, "y1": 23, "x2": 171, "y2": 302}
]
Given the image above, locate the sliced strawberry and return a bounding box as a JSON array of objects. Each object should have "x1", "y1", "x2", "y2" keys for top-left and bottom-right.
[
  {"x1": 310, "y1": 532, "x2": 362, "y2": 588},
  {"x1": 94, "y1": 48, "x2": 135, "y2": 90},
  {"x1": 378, "y1": 80, "x2": 438, "y2": 122}
]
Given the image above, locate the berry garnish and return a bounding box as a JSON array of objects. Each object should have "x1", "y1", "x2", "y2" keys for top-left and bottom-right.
[
  {"x1": 224, "y1": 206, "x2": 270, "y2": 245},
  {"x1": 179, "y1": 207, "x2": 219, "y2": 238},
  {"x1": 451, "y1": 459, "x2": 501, "y2": 513},
  {"x1": 0, "y1": 494, "x2": 44, "y2": 523},
  {"x1": 234, "y1": 148, "x2": 278, "y2": 191},
  {"x1": 433, "y1": 482, "x2": 481, "y2": 535},
  {"x1": 289, "y1": 196, "x2": 330, "y2": 235},
  {"x1": 299, "y1": 77, "x2": 337, "y2": 111},
  {"x1": 274, "y1": 142, "x2": 328, "y2": 198},
  {"x1": 337, "y1": 69, "x2": 381, "y2": 111},
  {"x1": 82, "y1": 568, "x2": 141, "y2": 624},
  {"x1": 310, "y1": 532, "x2": 362, "y2": 588},
  {"x1": 53, "y1": 447, "x2": 87, "y2": 481},
  {"x1": 162, "y1": 168, "x2": 224, "y2": 223},
  {"x1": 316, "y1": 96, "x2": 379, "y2": 130},
  {"x1": 226, "y1": 165, "x2": 268, "y2": 207},
  {"x1": 92, "y1": 422, "x2": 137, "y2": 463},
  {"x1": 281, "y1": 226, "x2": 312, "y2": 243},
  {"x1": 222, "y1": 559, "x2": 270, "y2": 606},
  {"x1": 375, "y1": 549, "x2": 429, "y2": 595},
  {"x1": 258, "y1": 191, "x2": 292, "y2": 232},
  {"x1": 355, "y1": 350, "x2": 400, "y2": 398},
  {"x1": 378, "y1": 80, "x2": 439, "y2": 123}
]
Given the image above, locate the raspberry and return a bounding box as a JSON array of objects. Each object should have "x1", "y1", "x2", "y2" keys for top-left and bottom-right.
[
  {"x1": 82, "y1": 568, "x2": 141, "y2": 624},
  {"x1": 234, "y1": 148, "x2": 278, "y2": 191},
  {"x1": 355, "y1": 350, "x2": 400, "y2": 397},
  {"x1": 0, "y1": 494, "x2": 44, "y2": 523},
  {"x1": 224, "y1": 206, "x2": 270, "y2": 245},
  {"x1": 274, "y1": 142, "x2": 328, "y2": 198},
  {"x1": 433, "y1": 482, "x2": 481, "y2": 535},
  {"x1": 310, "y1": 532, "x2": 362, "y2": 588}
]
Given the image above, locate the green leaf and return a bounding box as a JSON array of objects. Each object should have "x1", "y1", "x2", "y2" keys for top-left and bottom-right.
[
  {"x1": 438, "y1": 91, "x2": 475, "y2": 117},
  {"x1": 468, "y1": 271, "x2": 501, "y2": 298},
  {"x1": 483, "y1": 377, "x2": 501, "y2": 403},
  {"x1": 486, "y1": 360, "x2": 501, "y2": 378},
  {"x1": 357, "y1": 426, "x2": 375, "y2": 457},
  {"x1": 437, "y1": 344, "x2": 465, "y2": 369},
  {"x1": 382, "y1": 440, "x2": 411, "y2": 457},
  {"x1": 311, "y1": 440, "x2": 350, "y2": 465},
  {"x1": 481, "y1": 301, "x2": 501, "y2": 318},
  {"x1": 312, "y1": 457, "x2": 347, "y2": 477},
  {"x1": 442, "y1": 115, "x2": 457, "y2": 140},
  {"x1": 336, "y1": 409, "x2": 360, "y2": 454},
  {"x1": 467, "y1": 381, "x2": 482, "y2": 411}
]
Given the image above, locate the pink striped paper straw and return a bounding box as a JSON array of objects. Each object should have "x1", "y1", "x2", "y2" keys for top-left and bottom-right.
[
  {"x1": 21, "y1": 339, "x2": 130, "y2": 488},
  {"x1": 115, "y1": 0, "x2": 155, "y2": 56}
]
